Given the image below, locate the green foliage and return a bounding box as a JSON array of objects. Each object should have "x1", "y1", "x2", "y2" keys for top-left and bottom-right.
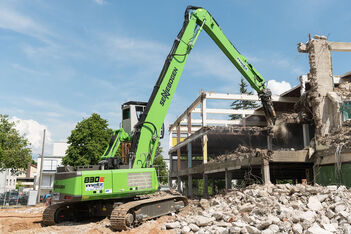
[
  {"x1": 230, "y1": 78, "x2": 259, "y2": 119},
  {"x1": 0, "y1": 115, "x2": 32, "y2": 172},
  {"x1": 153, "y1": 143, "x2": 168, "y2": 184},
  {"x1": 31, "y1": 159, "x2": 37, "y2": 166},
  {"x1": 62, "y1": 113, "x2": 113, "y2": 166}
]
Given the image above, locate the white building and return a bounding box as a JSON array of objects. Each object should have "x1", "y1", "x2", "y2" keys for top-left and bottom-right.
[
  {"x1": 0, "y1": 169, "x2": 17, "y2": 193},
  {"x1": 35, "y1": 142, "x2": 68, "y2": 197}
]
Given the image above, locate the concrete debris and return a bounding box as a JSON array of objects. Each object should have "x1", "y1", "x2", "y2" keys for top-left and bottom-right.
[
  {"x1": 317, "y1": 120, "x2": 351, "y2": 152},
  {"x1": 209, "y1": 144, "x2": 271, "y2": 163},
  {"x1": 166, "y1": 183, "x2": 351, "y2": 233},
  {"x1": 165, "y1": 221, "x2": 180, "y2": 229},
  {"x1": 335, "y1": 82, "x2": 351, "y2": 98}
]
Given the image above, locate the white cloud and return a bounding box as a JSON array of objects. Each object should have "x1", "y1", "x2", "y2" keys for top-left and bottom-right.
[
  {"x1": 267, "y1": 80, "x2": 292, "y2": 95},
  {"x1": 0, "y1": 7, "x2": 53, "y2": 42},
  {"x1": 10, "y1": 116, "x2": 52, "y2": 155}
]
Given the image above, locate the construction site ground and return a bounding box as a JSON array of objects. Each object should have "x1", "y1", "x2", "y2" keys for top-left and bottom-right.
[
  {"x1": 0, "y1": 204, "x2": 179, "y2": 233},
  {"x1": 2, "y1": 183, "x2": 351, "y2": 233}
]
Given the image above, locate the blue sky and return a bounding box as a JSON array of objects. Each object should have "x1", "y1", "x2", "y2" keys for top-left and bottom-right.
[{"x1": 1, "y1": 0, "x2": 351, "y2": 156}]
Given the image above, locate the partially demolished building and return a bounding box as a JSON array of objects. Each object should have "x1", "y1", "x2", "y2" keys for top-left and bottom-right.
[{"x1": 168, "y1": 35, "x2": 351, "y2": 198}]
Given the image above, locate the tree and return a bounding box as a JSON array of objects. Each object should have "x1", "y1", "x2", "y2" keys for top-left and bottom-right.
[
  {"x1": 0, "y1": 115, "x2": 32, "y2": 172},
  {"x1": 62, "y1": 113, "x2": 113, "y2": 166},
  {"x1": 230, "y1": 78, "x2": 259, "y2": 119},
  {"x1": 153, "y1": 143, "x2": 168, "y2": 184}
]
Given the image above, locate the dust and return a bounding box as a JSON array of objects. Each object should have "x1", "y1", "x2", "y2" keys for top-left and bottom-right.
[{"x1": 272, "y1": 118, "x2": 288, "y2": 140}]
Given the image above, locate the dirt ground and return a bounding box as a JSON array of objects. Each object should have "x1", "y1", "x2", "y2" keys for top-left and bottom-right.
[{"x1": 0, "y1": 204, "x2": 178, "y2": 233}]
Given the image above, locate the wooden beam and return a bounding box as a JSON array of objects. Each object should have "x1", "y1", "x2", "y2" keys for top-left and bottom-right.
[{"x1": 328, "y1": 42, "x2": 351, "y2": 52}]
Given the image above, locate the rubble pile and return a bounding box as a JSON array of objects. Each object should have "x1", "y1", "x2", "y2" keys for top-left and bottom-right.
[
  {"x1": 335, "y1": 82, "x2": 351, "y2": 99},
  {"x1": 318, "y1": 120, "x2": 351, "y2": 150},
  {"x1": 164, "y1": 184, "x2": 351, "y2": 234},
  {"x1": 276, "y1": 113, "x2": 303, "y2": 124},
  {"x1": 209, "y1": 145, "x2": 269, "y2": 163}
]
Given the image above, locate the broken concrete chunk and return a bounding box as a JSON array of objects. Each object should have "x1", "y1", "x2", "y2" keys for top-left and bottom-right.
[
  {"x1": 239, "y1": 204, "x2": 255, "y2": 213},
  {"x1": 300, "y1": 210, "x2": 316, "y2": 223},
  {"x1": 317, "y1": 194, "x2": 329, "y2": 202},
  {"x1": 307, "y1": 196, "x2": 323, "y2": 211},
  {"x1": 232, "y1": 220, "x2": 247, "y2": 228},
  {"x1": 199, "y1": 199, "x2": 210, "y2": 210},
  {"x1": 165, "y1": 221, "x2": 181, "y2": 229},
  {"x1": 181, "y1": 225, "x2": 191, "y2": 233},
  {"x1": 322, "y1": 223, "x2": 337, "y2": 232},
  {"x1": 257, "y1": 220, "x2": 272, "y2": 230},
  {"x1": 292, "y1": 223, "x2": 303, "y2": 234},
  {"x1": 229, "y1": 226, "x2": 241, "y2": 233},
  {"x1": 307, "y1": 223, "x2": 332, "y2": 234},
  {"x1": 268, "y1": 224, "x2": 279, "y2": 232},
  {"x1": 326, "y1": 209, "x2": 335, "y2": 219},
  {"x1": 212, "y1": 212, "x2": 224, "y2": 220},
  {"x1": 335, "y1": 203, "x2": 346, "y2": 213},
  {"x1": 261, "y1": 229, "x2": 273, "y2": 234},
  {"x1": 189, "y1": 223, "x2": 199, "y2": 232},
  {"x1": 194, "y1": 215, "x2": 215, "y2": 227},
  {"x1": 245, "y1": 225, "x2": 260, "y2": 234}
]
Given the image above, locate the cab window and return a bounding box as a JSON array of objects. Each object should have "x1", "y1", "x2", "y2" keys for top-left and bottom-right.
[{"x1": 123, "y1": 108, "x2": 130, "y2": 120}]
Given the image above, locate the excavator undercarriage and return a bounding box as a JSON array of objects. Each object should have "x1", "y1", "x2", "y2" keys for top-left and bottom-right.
[{"x1": 43, "y1": 194, "x2": 187, "y2": 231}]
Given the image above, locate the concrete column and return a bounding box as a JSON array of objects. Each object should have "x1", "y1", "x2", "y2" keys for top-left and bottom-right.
[
  {"x1": 177, "y1": 125, "x2": 181, "y2": 172},
  {"x1": 168, "y1": 130, "x2": 173, "y2": 188},
  {"x1": 203, "y1": 174, "x2": 208, "y2": 198},
  {"x1": 267, "y1": 135, "x2": 272, "y2": 151},
  {"x1": 168, "y1": 155, "x2": 172, "y2": 188},
  {"x1": 303, "y1": 124, "x2": 310, "y2": 148},
  {"x1": 201, "y1": 94, "x2": 208, "y2": 164},
  {"x1": 263, "y1": 135, "x2": 272, "y2": 184},
  {"x1": 177, "y1": 177, "x2": 182, "y2": 193},
  {"x1": 262, "y1": 159, "x2": 271, "y2": 185},
  {"x1": 188, "y1": 174, "x2": 192, "y2": 198},
  {"x1": 187, "y1": 112, "x2": 192, "y2": 169},
  {"x1": 202, "y1": 136, "x2": 208, "y2": 164},
  {"x1": 225, "y1": 169, "x2": 232, "y2": 190},
  {"x1": 298, "y1": 36, "x2": 335, "y2": 136}
]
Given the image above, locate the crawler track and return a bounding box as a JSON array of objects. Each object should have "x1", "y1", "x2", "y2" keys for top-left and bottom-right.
[
  {"x1": 42, "y1": 203, "x2": 65, "y2": 226},
  {"x1": 110, "y1": 195, "x2": 188, "y2": 231},
  {"x1": 42, "y1": 195, "x2": 187, "y2": 230}
]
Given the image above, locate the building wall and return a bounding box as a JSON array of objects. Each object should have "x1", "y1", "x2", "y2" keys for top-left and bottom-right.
[
  {"x1": 316, "y1": 163, "x2": 351, "y2": 187},
  {"x1": 35, "y1": 142, "x2": 68, "y2": 195},
  {"x1": 0, "y1": 169, "x2": 17, "y2": 193}
]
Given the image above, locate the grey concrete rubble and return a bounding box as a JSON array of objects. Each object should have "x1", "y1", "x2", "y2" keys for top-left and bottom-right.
[{"x1": 165, "y1": 184, "x2": 351, "y2": 233}]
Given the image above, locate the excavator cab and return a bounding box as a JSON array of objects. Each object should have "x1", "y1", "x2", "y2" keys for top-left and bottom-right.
[{"x1": 121, "y1": 101, "x2": 148, "y2": 135}]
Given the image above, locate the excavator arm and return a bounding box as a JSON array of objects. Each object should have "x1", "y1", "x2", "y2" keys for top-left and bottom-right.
[{"x1": 129, "y1": 6, "x2": 276, "y2": 168}]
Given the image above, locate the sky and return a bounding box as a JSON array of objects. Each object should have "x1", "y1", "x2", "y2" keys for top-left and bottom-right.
[{"x1": 1, "y1": 0, "x2": 351, "y2": 157}]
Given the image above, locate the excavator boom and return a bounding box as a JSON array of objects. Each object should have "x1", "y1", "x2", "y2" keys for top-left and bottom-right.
[{"x1": 130, "y1": 6, "x2": 276, "y2": 169}]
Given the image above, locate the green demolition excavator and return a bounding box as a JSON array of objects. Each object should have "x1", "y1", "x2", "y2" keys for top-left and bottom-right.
[{"x1": 43, "y1": 6, "x2": 276, "y2": 230}]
